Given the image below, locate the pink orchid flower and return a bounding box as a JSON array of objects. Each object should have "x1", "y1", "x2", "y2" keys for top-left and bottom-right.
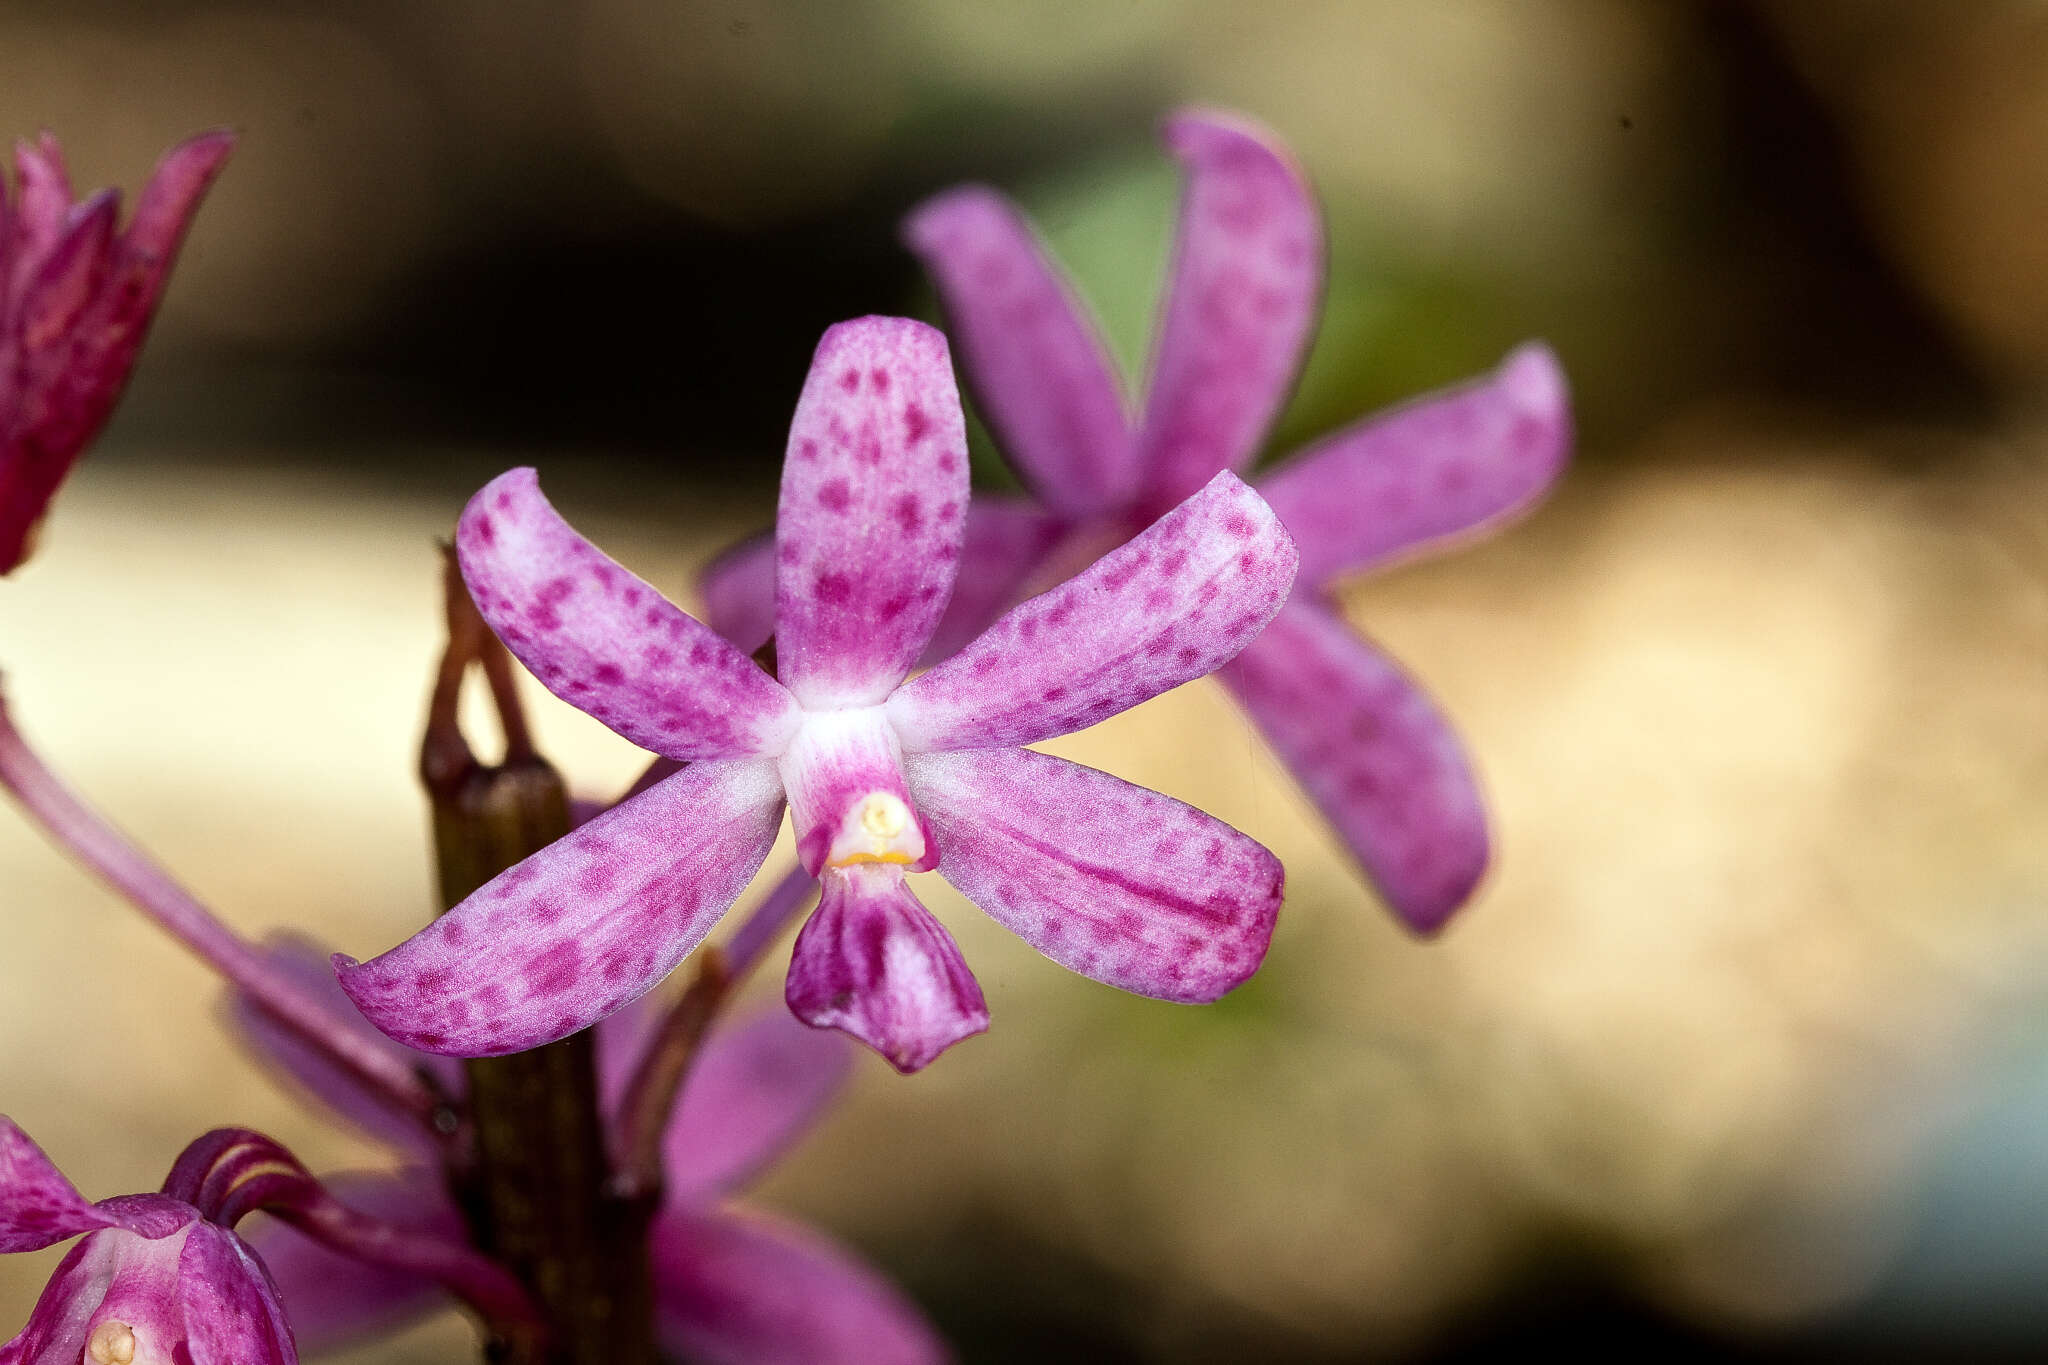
[
  {"x1": 337, "y1": 315, "x2": 1298, "y2": 1072},
  {"x1": 228, "y1": 934, "x2": 947, "y2": 1364},
  {"x1": 0, "y1": 131, "x2": 232, "y2": 574},
  {"x1": 0, "y1": 1121, "x2": 297, "y2": 1365},
  {"x1": 704, "y1": 110, "x2": 1574, "y2": 934}
]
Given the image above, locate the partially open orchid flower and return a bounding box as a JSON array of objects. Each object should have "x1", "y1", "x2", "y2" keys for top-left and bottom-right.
[
  {"x1": 230, "y1": 935, "x2": 947, "y2": 1364},
  {"x1": 0, "y1": 130, "x2": 232, "y2": 575},
  {"x1": 338, "y1": 315, "x2": 1295, "y2": 1072},
  {"x1": 0, "y1": 1118, "x2": 539, "y2": 1365},
  {"x1": 704, "y1": 109, "x2": 1572, "y2": 935},
  {"x1": 0, "y1": 1119, "x2": 296, "y2": 1364}
]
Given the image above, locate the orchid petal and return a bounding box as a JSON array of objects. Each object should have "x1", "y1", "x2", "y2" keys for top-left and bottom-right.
[
  {"x1": 175, "y1": 1223, "x2": 298, "y2": 1365},
  {"x1": 57, "y1": 133, "x2": 234, "y2": 407},
  {"x1": 1220, "y1": 599, "x2": 1487, "y2": 934},
  {"x1": 903, "y1": 185, "x2": 1134, "y2": 515},
  {"x1": 8, "y1": 135, "x2": 73, "y2": 265},
  {"x1": 662, "y1": 1009, "x2": 853, "y2": 1200},
  {"x1": 698, "y1": 497, "x2": 1070, "y2": 669},
  {"x1": 238, "y1": 1170, "x2": 455, "y2": 1356},
  {"x1": 121, "y1": 132, "x2": 235, "y2": 281},
  {"x1": 15, "y1": 192, "x2": 115, "y2": 356},
  {"x1": 651, "y1": 1206, "x2": 949, "y2": 1365},
  {"x1": 923, "y1": 497, "x2": 1071, "y2": 662},
  {"x1": 785, "y1": 865, "x2": 988, "y2": 1074},
  {"x1": 456, "y1": 468, "x2": 800, "y2": 761},
  {"x1": 338, "y1": 759, "x2": 787, "y2": 1056},
  {"x1": 698, "y1": 529, "x2": 777, "y2": 655},
  {"x1": 223, "y1": 933, "x2": 463, "y2": 1156},
  {"x1": 0, "y1": 1119, "x2": 116, "y2": 1251},
  {"x1": 774, "y1": 317, "x2": 969, "y2": 709},
  {"x1": 0, "y1": 1238, "x2": 104, "y2": 1365},
  {"x1": 1131, "y1": 109, "x2": 1323, "y2": 511},
  {"x1": 909, "y1": 748, "x2": 1282, "y2": 1002},
  {"x1": 888, "y1": 471, "x2": 1295, "y2": 753},
  {"x1": 1257, "y1": 343, "x2": 1572, "y2": 589}
]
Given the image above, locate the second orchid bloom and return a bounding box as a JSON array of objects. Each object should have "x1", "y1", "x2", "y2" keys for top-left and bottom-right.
[{"x1": 339, "y1": 316, "x2": 1298, "y2": 1072}]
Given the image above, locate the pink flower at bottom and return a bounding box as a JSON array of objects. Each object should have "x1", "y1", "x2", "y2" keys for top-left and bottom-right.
[
  {"x1": 0, "y1": 1121, "x2": 296, "y2": 1365},
  {"x1": 231, "y1": 935, "x2": 948, "y2": 1364}
]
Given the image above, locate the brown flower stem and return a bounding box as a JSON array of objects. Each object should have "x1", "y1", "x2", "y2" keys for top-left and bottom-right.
[{"x1": 422, "y1": 550, "x2": 658, "y2": 1365}]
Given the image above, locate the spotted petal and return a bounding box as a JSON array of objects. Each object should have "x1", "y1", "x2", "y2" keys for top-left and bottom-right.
[
  {"x1": 337, "y1": 759, "x2": 787, "y2": 1056},
  {"x1": 698, "y1": 496, "x2": 1068, "y2": 669},
  {"x1": 1131, "y1": 109, "x2": 1323, "y2": 512},
  {"x1": 175, "y1": 1223, "x2": 299, "y2": 1365},
  {"x1": 0, "y1": 1118, "x2": 117, "y2": 1251},
  {"x1": 1257, "y1": 343, "x2": 1572, "y2": 589},
  {"x1": 887, "y1": 471, "x2": 1295, "y2": 753},
  {"x1": 651, "y1": 1206, "x2": 949, "y2": 1365},
  {"x1": 457, "y1": 467, "x2": 800, "y2": 761},
  {"x1": 904, "y1": 186, "x2": 1133, "y2": 515},
  {"x1": 908, "y1": 748, "x2": 1282, "y2": 1002},
  {"x1": 785, "y1": 865, "x2": 987, "y2": 1074},
  {"x1": 1220, "y1": 599, "x2": 1487, "y2": 934},
  {"x1": 774, "y1": 317, "x2": 969, "y2": 709}
]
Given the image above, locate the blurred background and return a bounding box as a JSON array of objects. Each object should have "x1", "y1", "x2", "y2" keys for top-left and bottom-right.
[{"x1": 2, "y1": 1, "x2": 2046, "y2": 1360}]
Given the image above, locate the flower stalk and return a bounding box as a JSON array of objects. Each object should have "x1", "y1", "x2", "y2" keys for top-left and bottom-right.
[{"x1": 421, "y1": 551, "x2": 659, "y2": 1365}]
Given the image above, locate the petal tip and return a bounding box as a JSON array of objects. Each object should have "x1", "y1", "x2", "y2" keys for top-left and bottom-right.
[
  {"x1": 1160, "y1": 105, "x2": 1296, "y2": 171},
  {"x1": 900, "y1": 183, "x2": 1006, "y2": 252}
]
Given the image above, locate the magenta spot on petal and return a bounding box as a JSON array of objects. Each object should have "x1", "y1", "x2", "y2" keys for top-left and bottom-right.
[
  {"x1": 798, "y1": 438, "x2": 820, "y2": 461},
  {"x1": 538, "y1": 577, "x2": 576, "y2": 606},
  {"x1": 817, "y1": 478, "x2": 852, "y2": 512},
  {"x1": 1223, "y1": 511, "x2": 1254, "y2": 538},
  {"x1": 870, "y1": 368, "x2": 891, "y2": 393},
  {"x1": 473, "y1": 515, "x2": 496, "y2": 545},
  {"x1": 593, "y1": 662, "x2": 624, "y2": 686},
  {"x1": 903, "y1": 402, "x2": 929, "y2": 443},
  {"x1": 839, "y1": 368, "x2": 861, "y2": 393},
  {"x1": 495, "y1": 490, "x2": 513, "y2": 511},
  {"x1": 937, "y1": 450, "x2": 959, "y2": 473},
  {"x1": 892, "y1": 493, "x2": 922, "y2": 533},
  {"x1": 813, "y1": 570, "x2": 853, "y2": 605},
  {"x1": 577, "y1": 861, "x2": 620, "y2": 894},
  {"x1": 525, "y1": 941, "x2": 585, "y2": 995}
]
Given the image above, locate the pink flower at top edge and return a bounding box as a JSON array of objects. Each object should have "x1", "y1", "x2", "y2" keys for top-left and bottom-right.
[{"x1": 0, "y1": 130, "x2": 233, "y2": 575}]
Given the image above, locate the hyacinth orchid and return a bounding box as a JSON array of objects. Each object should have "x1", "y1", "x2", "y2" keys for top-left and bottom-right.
[
  {"x1": 0, "y1": 130, "x2": 232, "y2": 575},
  {"x1": 228, "y1": 935, "x2": 947, "y2": 1364},
  {"x1": 337, "y1": 315, "x2": 1297, "y2": 1072},
  {"x1": 0, "y1": 1119, "x2": 534, "y2": 1365},
  {"x1": 701, "y1": 110, "x2": 1573, "y2": 935}
]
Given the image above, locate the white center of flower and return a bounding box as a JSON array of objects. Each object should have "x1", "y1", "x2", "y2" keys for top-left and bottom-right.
[
  {"x1": 834, "y1": 791, "x2": 917, "y2": 866},
  {"x1": 88, "y1": 1322, "x2": 137, "y2": 1365}
]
